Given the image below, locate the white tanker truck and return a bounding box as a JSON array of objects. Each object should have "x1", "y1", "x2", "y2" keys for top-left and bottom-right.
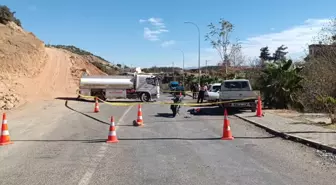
[{"x1": 78, "y1": 74, "x2": 160, "y2": 102}]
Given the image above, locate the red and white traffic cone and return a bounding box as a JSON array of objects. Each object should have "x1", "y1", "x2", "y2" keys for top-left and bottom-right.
[
  {"x1": 256, "y1": 96, "x2": 263, "y2": 117},
  {"x1": 107, "y1": 116, "x2": 119, "y2": 143},
  {"x1": 221, "y1": 109, "x2": 234, "y2": 140},
  {"x1": 0, "y1": 113, "x2": 13, "y2": 146},
  {"x1": 94, "y1": 97, "x2": 100, "y2": 113},
  {"x1": 136, "y1": 104, "x2": 144, "y2": 126}
]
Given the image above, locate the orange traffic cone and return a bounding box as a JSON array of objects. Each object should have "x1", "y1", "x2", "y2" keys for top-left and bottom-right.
[
  {"x1": 136, "y1": 104, "x2": 144, "y2": 126},
  {"x1": 256, "y1": 96, "x2": 263, "y2": 117},
  {"x1": 0, "y1": 113, "x2": 13, "y2": 146},
  {"x1": 107, "y1": 116, "x2": 119, "y2": 143},
  {"x1": 221, "y1": 109, "x2": 234, "y2": 140},
  {"x1": 94, "y1": 97, "x2": 100, "y2": 113}
]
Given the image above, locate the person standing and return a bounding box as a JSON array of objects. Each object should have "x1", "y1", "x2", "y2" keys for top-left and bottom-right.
[
  {"x1": 197, "y1": 84, "x2": 207, "y2": 103},
  {"x1": 192, "y1": 83, "x2": 199, "y2": 99},
  {"x1": 190, "y1": 83, "x2": 195, "y2": 99}
]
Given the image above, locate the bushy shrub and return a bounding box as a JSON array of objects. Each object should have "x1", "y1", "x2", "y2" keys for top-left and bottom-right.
[
  {"x1": 296, "y1": 47, "x2": 336, "y2": 117},
  {"x1": 258, "y1": 59, "x2": 304, "y2": 109},
  {"x1": 0, "y1": 5, "x2": 21, "y2": 27}
]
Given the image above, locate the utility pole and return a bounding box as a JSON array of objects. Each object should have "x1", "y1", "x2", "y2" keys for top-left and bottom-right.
[
  {"x1": 175, "y1": 49, "x2": 185, "y2": 86},
  {"x1": 172, "y1": 61, "x2": 175, "y2": 81},
  {"x1": 184, "y1": 21, "x2": 201, "y2": 86}
]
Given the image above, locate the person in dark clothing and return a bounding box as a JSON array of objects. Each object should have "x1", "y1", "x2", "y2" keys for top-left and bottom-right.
[
  {"x1": 197, "y1": 84, "x2": 207, "y2": 103},
  {"x1": 190, "y1": 84, "x2": 195, "y2": 99},
  {"x1": 193, "y1": 83, "x2": 199, "y2": 99},
  {"x1": 191, "y1": 83, "x2": 196, "y2": 99}
]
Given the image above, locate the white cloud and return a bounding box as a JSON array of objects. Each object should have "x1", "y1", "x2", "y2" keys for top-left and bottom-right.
[
  {"x1": 194, "y1": 18, "x2": 330, "y2": 66},
  {"x1": 139, "y1": 19, "x2": 146, "y2": 23},
  {"x1": 161, "y1": 40, "x2": 176, "y2": 47},
  {"x1": 148, "y1": 18, "x2": 166, "y2": 28},
  {"x1": 144, "y1": 28, "x2": 160, "y2": 41},
  {"x1": 139, "y1": 17, "x2": 169, "y2": 41},
  {"x1": 241, "y1": 18, "x2": 330, "y2": 59}
]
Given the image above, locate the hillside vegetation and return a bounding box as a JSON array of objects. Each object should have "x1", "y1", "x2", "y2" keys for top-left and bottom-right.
[
  {"x1": 0, "y1": 5, "x2": 21, "y2": 27},
  {"x1": 46, "y1": 44, "x2": 120, "y2": 75}
]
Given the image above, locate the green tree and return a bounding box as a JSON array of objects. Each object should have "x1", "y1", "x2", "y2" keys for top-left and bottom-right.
[
  {"x1": 205, "y1": 19, "x2": 241, "y2": 75},
  {"x1": 259, "y1": 59, "x2": 304, "y2": 109},
  {"x1": 259, "y1": 46, "x2": 271, "y2": 61},
  {"x1": 272, "y1": 45, "x2": 288, "y2": 61}
]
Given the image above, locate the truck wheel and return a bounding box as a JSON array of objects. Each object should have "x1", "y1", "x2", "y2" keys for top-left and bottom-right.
[
  {"x1": 140, "y1": 92, "x2": 151, "y2": 102},
  {"x1": 251, "y1": 107, "x2": 256, "y2": 112}
]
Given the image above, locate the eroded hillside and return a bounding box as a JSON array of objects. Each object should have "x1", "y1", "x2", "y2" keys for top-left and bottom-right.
[{"x1": 0, "y1": 22, "x2": 107, "y2": 110}]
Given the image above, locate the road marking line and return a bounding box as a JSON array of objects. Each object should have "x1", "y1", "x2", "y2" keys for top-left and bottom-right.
[
  {"x1": 77, "y1": 145, "x2": 107, "y2": 185},
  {"x1": 77, "y1": 106, "x2": 132, "y2": 185},
  {"x1": 117, "y1": 105, "x2": 133, "y2": 126}
]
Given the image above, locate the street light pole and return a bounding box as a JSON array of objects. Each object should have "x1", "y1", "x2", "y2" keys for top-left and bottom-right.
[
  {"x1": 175, "y1": 49, "x2": 185, "y2": 87},
  {"x1": 184, "y1": 21, "x2": 201, "y2": 86},
  {"x1": 172, "y1": 61, "x2": 175, "y2": 81}
]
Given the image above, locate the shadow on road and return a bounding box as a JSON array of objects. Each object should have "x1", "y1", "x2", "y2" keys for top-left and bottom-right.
[
  {"x1": 12, "y1": 135, "x2": 276, "y2": 143},
  {"x1": 187, "y1": 107, "x2": 242, "y2": 116},
  {"x1": 57, "y1": 97, "x2": 145, "y2": 103},
  {"x1": 118, "y1": 136, "x2": 276, "y2": 140},
  {"x1": 155, "y1": 113, "x2": 174, "y2": 118},
  {"x1": 145, "y1": 118, "x2": 224, "y2": 123},
  {"x1": 285, "y1": 131, "x2": 336, "y2": 134},
  {"x1": 64, "y1": 100, "x2": 110, "y2": 125},
  {"x1": 188, "y1": 103, "x2": 219, "y2": 108},
  {"x1": 56, "y1": 97, "x2": 93, "y2": 102},
  {"x1": 12, "y1": 139, "x2": 106, "y2": 143}
]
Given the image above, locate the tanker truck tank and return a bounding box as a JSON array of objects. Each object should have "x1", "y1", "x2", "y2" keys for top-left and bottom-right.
[{"x1": 79, "y1": 76, "x2": 134, "y2": 89}]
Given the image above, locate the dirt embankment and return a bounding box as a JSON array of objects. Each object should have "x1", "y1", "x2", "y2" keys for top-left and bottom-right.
[{"x1": 0, "y1": 22, "x2": 106, "y2": 110}]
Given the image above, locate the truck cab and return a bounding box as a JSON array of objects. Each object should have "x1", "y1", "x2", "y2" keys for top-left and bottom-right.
[
  {"x1": 169, "y1": 81, "x2": 179, "y2": 92},
  {"x1": 133, "y1": 74, "x2": 160, "y2": 101}
]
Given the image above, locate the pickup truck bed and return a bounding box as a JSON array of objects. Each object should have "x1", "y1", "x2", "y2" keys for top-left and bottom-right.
[{"x1": 218, "y1": 79, "x2": 258, "y2": 112}]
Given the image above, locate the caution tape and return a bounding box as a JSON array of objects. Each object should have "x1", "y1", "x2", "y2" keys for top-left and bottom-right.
[
  {"x1": 161, "y1": 90, "x2": 192, "y2": 93},
  {"x1": 76, "y1": 93, "x2": 257, "y2": 106}
]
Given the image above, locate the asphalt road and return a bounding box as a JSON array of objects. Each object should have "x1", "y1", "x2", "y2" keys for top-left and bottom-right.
[{"x1": 0, "y1": 94, "x2": 335, "y2": 185}]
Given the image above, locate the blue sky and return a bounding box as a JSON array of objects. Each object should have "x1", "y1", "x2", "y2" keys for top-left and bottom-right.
[{"x1": 2, "y1": 0, "x2": 336, "y2": 68}]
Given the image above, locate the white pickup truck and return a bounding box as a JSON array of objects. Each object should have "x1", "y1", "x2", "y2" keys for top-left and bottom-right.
[
  {"x1": 204, "y1": 83, "x2": 221, "y2": 102},
  {"x1": 218, "y1": 79, "x2": 258, "y2": 112}
]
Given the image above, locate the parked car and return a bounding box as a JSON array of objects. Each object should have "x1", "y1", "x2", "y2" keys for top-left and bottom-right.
[{"x1": 204, "y1": 83, "x2": 221, "y2": 102}]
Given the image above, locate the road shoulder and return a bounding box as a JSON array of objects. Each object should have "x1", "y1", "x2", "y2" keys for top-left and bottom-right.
[{"x1": 235, "y1": 112, "x2": 336, "y2": 154}]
